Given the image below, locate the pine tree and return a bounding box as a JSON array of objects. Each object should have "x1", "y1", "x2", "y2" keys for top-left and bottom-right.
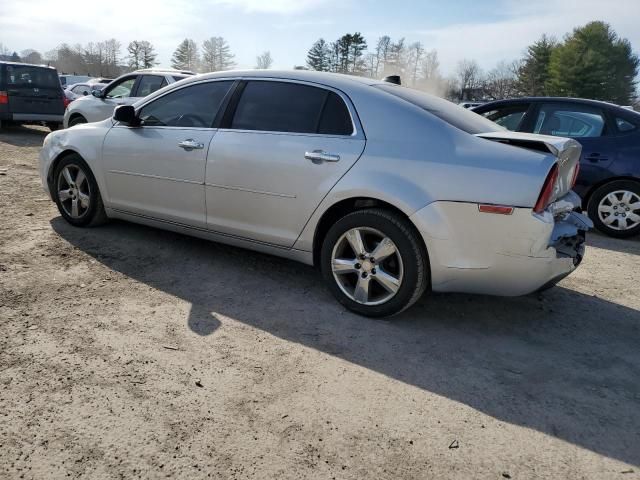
[
  {"x1": 202, "y1": 37, "x2": 235, "y2": 72},
  {"x1": 516, "y1": 34, "x2": 557, "y2": 96},
  {"x1": 306, "y1": 39, "x2": 330, "y2": 71},
  {"x1": 139, "y1": 41, "x2": 158, "y2": 69},
  {"x1": 547, "y1": 22, "x2": 639, "y2": 104},
  {"x1": 171, "y1": 39, "x2": 199, "y2": 71}
]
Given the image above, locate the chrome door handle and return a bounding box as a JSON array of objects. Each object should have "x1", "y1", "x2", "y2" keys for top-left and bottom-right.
[
  {"x1": 304, "y1": 150, "x2": 340, "y2": 163},
  {"x1": 178, "y1": 139, "x2": 205, "y2": 151}
]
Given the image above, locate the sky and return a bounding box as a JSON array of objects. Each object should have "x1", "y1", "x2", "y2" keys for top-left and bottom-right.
[{"x1": 1, "y1": 0, "x2": 639, "y2": 75}]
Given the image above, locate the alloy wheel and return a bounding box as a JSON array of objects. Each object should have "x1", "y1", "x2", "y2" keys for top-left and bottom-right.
[
  {"x1": 57, "y1": 164, "x2": 91, "y2": 219},
  {"x1": 331, "y1": 227, "x2": 404, "y2": 306}
]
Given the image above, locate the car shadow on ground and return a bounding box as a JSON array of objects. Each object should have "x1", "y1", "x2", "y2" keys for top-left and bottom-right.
[
  {"x1": 51, "y1": 217, "x2": 640, "y2": 467},
  {"x1": 588, "y1": 230, "x2": 640, "y2": 256},
  {"x1": 0, "y1": 125, "x2": 49, "y2": 147}
]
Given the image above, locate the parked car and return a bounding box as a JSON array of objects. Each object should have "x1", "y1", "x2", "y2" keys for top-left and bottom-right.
[
  {"x1": 0, "y1": 61, "x2": 66, "y2": 131},
  {"x1": 63, "y1": 69, "x2": 194, "y2": 128},
  {"x1": 59, "y1": 74, "x2": 92, "y2": 88},
  {"x1": 40, "y1": 71, "x2": 591, "y2": 317},
  {"x1": 472, "y1": 98, "x2": 640, "y2": 238},
  {"x1": 65, "y1": 82, "x2": 105, "y2": 101}
]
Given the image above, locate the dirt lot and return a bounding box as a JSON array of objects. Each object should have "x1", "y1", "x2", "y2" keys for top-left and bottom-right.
[{"x1": 1, "y1": 125, "x2": 639, "y2": 480}]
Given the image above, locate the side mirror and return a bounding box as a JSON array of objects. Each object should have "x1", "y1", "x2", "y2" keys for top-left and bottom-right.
[
  {"x1": 83, "y1": 91, "x2": 89, "y2": 96},
  {"x1": 113, "y1": 105, "x2": 139, "y2": 126},
  {"x1": 92, "y1": 89, "x2": 103, "y2": 98}
]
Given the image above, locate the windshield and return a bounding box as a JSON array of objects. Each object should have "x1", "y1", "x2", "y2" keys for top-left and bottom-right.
[{"x1": 375, "y1": 84, "x2": 503, "y2": 135}]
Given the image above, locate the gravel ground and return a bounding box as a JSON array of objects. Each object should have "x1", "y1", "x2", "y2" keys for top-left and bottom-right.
[{"x1": 1, "y1": 125, "x2": 639, "y2": 480}]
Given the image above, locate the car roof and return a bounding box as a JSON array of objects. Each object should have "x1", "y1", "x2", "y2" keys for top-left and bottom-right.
[
  {"x1": 134, "y1": 68, "x2": 195, "y2": 75},
  {"x1": 0, "y1": 60, "x2": 57, "y2": 70}
]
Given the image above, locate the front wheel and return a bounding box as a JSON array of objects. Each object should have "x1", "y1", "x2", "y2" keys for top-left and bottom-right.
[
  {"x1": 320, "y1": 208, "x2": 429, "y2": 317},
  {"x1": 53, "y1": 155, "x2": 107, "y2": 227},
  {"x1": 587, "y1": 180, "x2": 640, "y2": 238}
]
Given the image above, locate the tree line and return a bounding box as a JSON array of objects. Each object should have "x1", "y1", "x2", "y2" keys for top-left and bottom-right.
[
  {"x1": 1, "y1": 21, "x2": 637, "y2": 105},
  {"x1": 304, "y1": 21, "x2": 639, "y2": 105}
]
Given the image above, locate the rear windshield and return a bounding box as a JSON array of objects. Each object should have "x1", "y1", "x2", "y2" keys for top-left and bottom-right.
[
  {"x1": 6, "y1": 65, "x2": 60, "y2": 89},
  {"x1": 375, "y1": 84, "x2": 503, "y2": 135}
]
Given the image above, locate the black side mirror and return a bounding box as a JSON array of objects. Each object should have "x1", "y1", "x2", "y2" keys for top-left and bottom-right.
[
  {"x1": 113, "y1": 105, "x2": 139, "y2": 126},
  {"x1": 92, "y1": 89, "x2": 103, "y2": 98}
]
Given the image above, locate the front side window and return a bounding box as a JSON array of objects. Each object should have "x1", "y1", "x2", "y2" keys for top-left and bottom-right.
[
  {"x1": 105, "y1": 77, "x2": 136, "y2": 99},
  {"x1": 533, "y1": 104, "x2": 606, "y2": 138},
  {"x1": 139, "y1": 81, "x2": 233, "y2": 128},
  {"x1": 481, "y1": 105, "x2": 528, "y2": 131},
  {"x1": 231, "y1": 81, "x2": 353, "y2": 135},
  {"x1": 136, "y1": 75, "x2": 167, "y2": 97}
]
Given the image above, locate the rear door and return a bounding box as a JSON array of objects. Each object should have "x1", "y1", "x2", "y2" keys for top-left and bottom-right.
[
  {"x1": 5, "y1": 64, "x2": 63, "y2": 117},
  {"x1": 205, "y1": 79, "x2": 366, "y2": 247}
]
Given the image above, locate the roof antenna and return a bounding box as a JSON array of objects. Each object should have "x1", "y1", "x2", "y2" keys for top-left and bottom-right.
[{"x1": 383, "y1": 75, "x2": 401, "y2": 85}]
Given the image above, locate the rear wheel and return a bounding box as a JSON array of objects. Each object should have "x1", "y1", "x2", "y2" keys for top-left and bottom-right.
[
  {"x1": 68, "y1": 115, "x2": 87, "y2": 127},
  {"x1": 587, "y1": 180, "x2": 640, "y2": 238},
  {"x1": 320, "y1": 208, "x2": 429, "y2": 318},
  {"x1": 53, "y1": 155, "x2": 107, "y2": 227}
]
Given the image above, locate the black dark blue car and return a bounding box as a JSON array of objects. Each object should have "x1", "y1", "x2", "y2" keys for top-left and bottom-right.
[{"x1": 473, "y1": 98, "x2": 640, "y2": 238}]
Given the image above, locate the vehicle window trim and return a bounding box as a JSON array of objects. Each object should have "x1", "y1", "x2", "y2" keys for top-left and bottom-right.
[{"x1": 221, "y1": 78, "x2": 362, "y2": 138}]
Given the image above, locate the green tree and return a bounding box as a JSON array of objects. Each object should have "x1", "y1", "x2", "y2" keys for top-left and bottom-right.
[
  {"x1": 171, "y1": 39, "x2": 199, "y2": 71},
  {"x1": 547, "y1": 21, "x2": 639, "y2": 103},
  {"x1": 128, "y1": 40, "x2": 158, "y2": 70},
  {"x1": 306, "y1": 38, "x2": 330, "y2": 71},
  {"x1": 517, "y1": 34, "x2": 558, "y2": 96}
]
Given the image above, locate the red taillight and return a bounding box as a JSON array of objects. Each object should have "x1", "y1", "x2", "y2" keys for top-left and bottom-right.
[
  {"x1": 0, "y1": 91, "x2": 8, "y2": 105},
  {"x1": 478, "y1": 204, "x2": 514, "y2": 215},
  {"x1": 570, "y1": 162, "x2": 580, "y2": 188},
  {"x1": 534, "y1": 164, "x2": 559, "y2": 214},
  {"x1": 62, "y1": 93, "x2": 71, "y2": 109}
]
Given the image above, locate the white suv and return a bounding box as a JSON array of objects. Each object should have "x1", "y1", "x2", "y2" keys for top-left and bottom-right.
[{"x1": 63, "y1": 69, "x2": 194, "y2": 128}]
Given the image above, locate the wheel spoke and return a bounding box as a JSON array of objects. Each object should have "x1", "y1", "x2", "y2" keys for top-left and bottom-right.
[
  {"x1": 621, "y1": 191, "x2": 632, "y2": 205},
  {"x1": 353, "y1": 275, "x2": 370, "y2": 303},
  {"x1": 618, "y1": 217, "x2": 629, "y2": 230},
  {"x1": 332, "y1": 258, "x2": 358, "y2": 275},
  {"x1": 58, "y1": 189, "x2": 71, "y2": 202},
  {"x1": 603, "y1": 215, "x2": 616, "y2": 225},
  {"x1": 75, "y1": 169, "x2": 86, "y2": 188},
  {"x1": 627, "y1": 212, "x2": 640, "y2": 224},
  {"x1": 62, "y1": 167, "x2": 73, "y2": 185},
  {"x1": 598, "y1": 205, "x2": 613, "y2": 214},
  {"x1": 345, "y1": 229, "x2": 366, "y2": 256},
  {"x1": 371, "y1": 237, "x2": 397, "y2": 262},
  {"x1": 78, "y1": 192, "x2": 90, "y2": 209},
  {"x1": 374, "y1": 268, "x2": 401, "y2": 294},
  {"x1": 628, "y1": 201, "x2": 640, "y2": 211},
  {"x1": 71, "y1": 198, "x2": 79, "y2": 217}
]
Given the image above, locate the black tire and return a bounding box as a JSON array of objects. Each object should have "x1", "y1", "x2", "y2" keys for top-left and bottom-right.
[
  {"x1": 53, "y1": 154, "x2": 108, "y2": 227},
  {"x1": 47, "y1": 122, "x2": 61, "y2": 132},
  {"x1": 68, "y1": 115, "x2": 87, "y2": 127},
  {"x1": 587, "y1": 180, "x2": 640, "y2": 238},
  {"x1": 320, "y1": 208, "x2": 429, "y2": 318}
]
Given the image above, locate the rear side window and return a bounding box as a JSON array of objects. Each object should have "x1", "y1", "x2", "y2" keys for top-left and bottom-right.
[
  {"x1": 533, "y1": 103, "x2": 606, "y2": 138},
  {"x1": 139, "y1": 81, "x2": 233, "y2": 128},
  {"x1": 616, "y1": 117, "x2": 637, "y2": 133},
  {"x1": 6, "y1": 66, "x2": 60, "y2": 89},
  {"x1": 231, "y1": 81, "x2": 353, "y2": 135},
  {"x1": 480, "y1": 105, "x2": 529, "y2": 131},
  {"x1": 136, "y1": 75, "x2": 167, "y2": 97}
]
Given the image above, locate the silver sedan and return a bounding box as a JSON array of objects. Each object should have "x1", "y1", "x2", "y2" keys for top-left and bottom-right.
[{"x1": 39, "y1": 70, "x2": 592, "y2": 317}]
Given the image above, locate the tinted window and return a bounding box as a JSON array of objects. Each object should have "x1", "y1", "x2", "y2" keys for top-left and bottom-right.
[
  {"x1": 139, "y1": 81, "x2": 233, "y2": 128},
  {"x1": 105, "y1": 77, "x2": 136, "y2": 99},
  {"x1": 533, "y1": 104, "x2": 606, "y2": 138},
  {"x1": 376, "y1": 84, "x2": 502, "y2": 134},
  {"x1": 6, "y1": 65, "x2": 60, "y2": 89},
  {"x1": 616, "y1": 117, "x2": 637, "y2": 133},
  {"x1": 137, "y1": 75, "x2": 167, "y2": 97},
  {"x1": 481, "y1": 105, "x2": 528, "y2": 131},
  {"x1": 232, "y1": 81, "x2": 328, "y2": 134},
  {"x1": 318, "y1": 92, "x2": 353, "y2": 135}
]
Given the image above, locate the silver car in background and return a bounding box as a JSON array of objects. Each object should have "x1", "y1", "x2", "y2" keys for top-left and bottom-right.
[{"x1": 40, "y1": 70, "x2": 592, "y2": 317}]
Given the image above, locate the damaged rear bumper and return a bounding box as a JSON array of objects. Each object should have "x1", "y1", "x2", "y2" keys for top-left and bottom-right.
[{"x1": 409, "y1": 191, "x2": 592, "y2": 296}]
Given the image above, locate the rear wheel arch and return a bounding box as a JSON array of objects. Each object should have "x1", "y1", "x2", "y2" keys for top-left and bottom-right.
[
  {"x1": 312, "y1": 197, "x2": 429, "y2": 268},
  {"x1": 68, "y1": 113, "x2": 87, "y2": 126}
]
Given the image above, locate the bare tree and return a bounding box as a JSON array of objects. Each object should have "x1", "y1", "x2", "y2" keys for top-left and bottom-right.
[
  {"x1": 374, "y1": 36, "x2": 391, "y2": 78},
  {"x1": 455, "y1": 59, "x2": 483, "y2": 101},
  {"x1": 20, "y1": 49, "x2": 43, "y2": 65},
  {"x1": 128, "y1": 40, "x2": 158, "y2": 70},
  {"x1": 255, "y1": 51, "x2": 273, "y2": 69},
  {"x1": 484, "y1": 60, "x2": 518, "y2": 99},
  {"x1": 408, "y1": 41, "x2": 424, "y2": 86},
  {"x1": 202, "y1": 37, "x2": 235, "y2": 72}
]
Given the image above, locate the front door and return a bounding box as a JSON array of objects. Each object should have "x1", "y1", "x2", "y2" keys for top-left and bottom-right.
[
  {"x1": 101, "y1": 80, "x2": 235, "y2": 227},
  {"x1": 205, "y1": 80, "x2": 366, "y2": 247}
]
